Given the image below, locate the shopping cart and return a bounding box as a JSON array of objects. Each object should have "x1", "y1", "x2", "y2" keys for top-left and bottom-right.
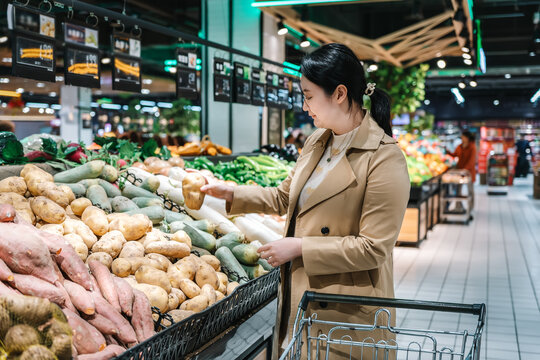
[{"x1": 280, "y1": 291, "x2": 486, "y2": 360}]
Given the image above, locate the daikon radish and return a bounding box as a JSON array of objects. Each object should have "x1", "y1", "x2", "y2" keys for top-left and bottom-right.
[
  {"x1": 185, "y1": 205, "x2": 240, "y2": 234},
  {"x1": 155, "y1": 175, "x2": 180, "y2": 197},
  {"x1": 167, "y1": 188, "x2": 184, "y2": 206},
  {"x1": 233, "y1": 216, "x2": 281, "y2": 244},
  {"x1": 168, "y1": 167, "x2": 187, "y2": 182},
  {"x1": 245, "y1": 214, "x2": 265, "y2": 223},
  {"x1": 203, "y1": 196, "x2": 228, "y2": 218},
  {"x1": 125, "y1": 167, "x2": 153, "y2": 182},
  {"x1": 262, "y1": 216, "x2": 285, "y2": 235},
  {"x1": 250, "y1": 241, "x2": 263, "y2": 249}
]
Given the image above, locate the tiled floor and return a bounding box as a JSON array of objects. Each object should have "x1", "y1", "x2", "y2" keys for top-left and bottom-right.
[{"x1": 393, "y1": 176, "x2": 540, "y2": 360}]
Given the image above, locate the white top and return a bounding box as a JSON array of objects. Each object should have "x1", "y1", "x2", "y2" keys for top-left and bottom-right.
[{"x1": 297, "y1": 125, "x2": 360, "y2": 210}]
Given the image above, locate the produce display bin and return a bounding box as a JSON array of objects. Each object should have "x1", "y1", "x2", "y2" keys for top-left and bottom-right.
[
  {"x1": 397, "y1": 197, "x2": 428, "y2": 246},
  {"x1": 114, "y1": 267, "x2": 280, "y2": 360}
]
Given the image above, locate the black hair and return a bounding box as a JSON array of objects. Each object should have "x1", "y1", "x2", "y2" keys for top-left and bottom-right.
[
  {"x1": 300, "y1": 43, "x2": 392, "y2": 136},
  {"x1": 461, "y1": 130, "x2": 475, "y2": 142}
]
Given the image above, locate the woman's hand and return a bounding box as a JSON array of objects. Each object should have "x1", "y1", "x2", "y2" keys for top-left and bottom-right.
[
  {"x1": 200, "y1": 184, "x2": 234, "y2": 203},
  {"x1": 258, "y1": 237, "x2": 302, "y2": 267}
]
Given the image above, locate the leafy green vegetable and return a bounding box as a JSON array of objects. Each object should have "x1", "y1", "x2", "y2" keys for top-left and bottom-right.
[
  {"x1": 141, "y1": 139, "x2": 158, "y2": 159},
  {"x1": 1, "y1": 139, "x2": 27, "y2": 164},
  {"x1": 41, "y1": 138, "x2": 58, "y2": 157},
  {"x1": 160, "y1": 146, "x2": 171, "y2": 160},
  {"x1": 119, "y1": 141, "x2": 137, "y2": 159}
]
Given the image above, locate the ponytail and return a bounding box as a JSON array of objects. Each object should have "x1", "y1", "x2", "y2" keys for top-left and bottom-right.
[{"x1": 368, "y1": 87, "x2": 392, "y2": 137}]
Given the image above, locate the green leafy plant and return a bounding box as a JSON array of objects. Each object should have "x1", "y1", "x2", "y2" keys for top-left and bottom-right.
[
  {"x1": 161, "y1": 99, "x2": 201, "y2": 137},
  {"x1": 405, "y1": 111, "x2": 435, "y2": 133}
]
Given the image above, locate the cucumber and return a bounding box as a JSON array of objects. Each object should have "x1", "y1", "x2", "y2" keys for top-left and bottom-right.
[
  {"x1": 231, "y1": 244, "x2": 260, "y2": 265},
  {"x1": 97, "y1": 179, "x2": 121, "y2": 197},
  {"x1": 139, "y1": 176, "x2": 160, "y2": 193},
  {"x1": 54, "y1": 160, "x2": 105, "y2": 183},
  {"x1": 121, "y1": 183, "x2": 160, "y2": 200},
  {"x1": 216, "y1": 232, "x2": 244, "y2": 250},
  {"x1": 77, "y1": 179, "x2": 100, "y2": 189},
  {"x1": 126, "y1": 206, "x2": 165, "y2": 225},
  {"x1": 164, "y1": 210, "x2": 192, "y2": 224},
  {"x1": 215, "y1": 247, "x2": 249, "y2": 284},
  {"x1": 111, "y1": 196, "x2": 139, "y2": 213},
  {"x1": 176, "y1": 222, "x2": 216, "y2": 252},
  {"x1": 170, "y1": 220, "x2": 214, "y2": 234},
  {"x1": 56, "y1": 183, "x2": 86, "y2": 198},
  {"x1": 99, "y1": 164, "x2": 118, "y2": 182},
  {"x1": 241, "y1": 264, "x2": 267, "y2": 279},
  {"x1": 131, "y1": 197, "x2": 164, "y2": 209},
  {"x1": 86, "y1": 184, "x2": 112, "y2": 213},
  {"x1": 191, "y1": 246, "x2": 212, "y2": 257},
  {"x1": 257, "y1": 258, "x2": 273, "y2": 272}
]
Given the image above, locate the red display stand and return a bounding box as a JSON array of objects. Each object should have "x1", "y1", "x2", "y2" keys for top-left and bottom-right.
[{"x1": 478, "y1": 127, "x2": 516, "y2": 185}]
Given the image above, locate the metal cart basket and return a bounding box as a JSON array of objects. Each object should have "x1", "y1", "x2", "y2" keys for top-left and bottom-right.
[{"x1": 281, "y1": 291, "x2": 486, "y2": 360}]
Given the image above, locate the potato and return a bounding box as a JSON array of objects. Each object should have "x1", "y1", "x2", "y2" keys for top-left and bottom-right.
[
  {"x1": 215, "y1": 291, "x2": 225, "y2": 302},
  {"x1": 0, "y1": 176, "x2": 27, "y2": 195},
  {"x1": 0, "y1": 192, "x2": 35, "y2": 224},
  {"x1": 119, "y1": 241, "x2": 145, "y2": 258},
  {"x1": 64, "y1": 205, "x2": 79, "y2": 220},
  {"x1": 31, "y1": 196, "x2": 66, "y2": 224},
  {"x1": 132, "y1": 283, "x2": 168, "y2": 312},
  {"x1": 145, "y1": 241, "x2": 190, "y2": 259},
  {"x1": 4, "y1": 324, "x2": 41, "y2": 353},
  {"x1": 182, "y1": 173, "x2": 206, "y2": 210},
  {"x1": 201, "y1": 284, "x2": 217, "y2": 307},
  {"x1": 123, "y1": 276, "x2": 138, "y2": 288},
  {"x1": 70, "y1": 198, "x2": 92, "y2": 216},
  {"x1": 168, "y1": 291, "x2": 180, "y2": 310},
  {"x1": 195, "y1": 261, "x2": 219, "y2": 290},
  {"x1": 180, "y1": 294, "x2": 208, "y2": 313},
  {"x1": 135, "y1": 265, "x2": 172, "y2": 293},
  {"x1": 178, "y1": 279, "x2": 201, "y2": 299},
  {"x1": 111, "y1": 257, "x2": 146, "y2": 277},
  {"x1": 40, "y1": 224, "x2": 64, "y2": 236},
  {"x1": 107, "y1": 212, "x2": 130, "y2": 222},
  {"x1": 144, "y1": 253, "x2": 172, "y2": 272},
  {"x1": 167, "y1": 309, "x2": 195, "y2": 323},
  {"x1": 92, "y1": 230, "x2": 126, "y2": 258},
  {"x1": 20, "y1": 164, "x2": 53, "y2": 182},
  {"x1": 86, "y1": 252, "x2": 113, "y2": 269},
  {"x1": 140, "y1": 229, "x2": 167, "y2": 247},
  {"x1": 217, "y1": 282, "x2": 227, "y2": 295},
  {"x1": 29, "y1": 181, "x2": 70, "y2": 207},
  {"x1": 227, "y1": 282, "x2": 240, "y2": 296},
  {"x1": 82, "y1": 206, "x2": 108, "y2": 236},
  {"x1": 57, "y1": 185, "x2": 75, "y2": 204},
  {"x1": 200, "y1": 255, "x2": 220, "y2": 271},
  {"x1": 168, "y1": 262, "x2": 196, "y2": 286},
  {"x1": 109, "y1": 214, "x2": 152, "y2": 241},
  {"x1": 62, "y1": 218, "x2": 97, "y2": 248},
  {"x1": 64, "y1": 233, "x2": 88, "y2": 261},
  {"x1": 170, "y1": 230, "x2": 191, "y2": 249},
  {"x1": 179, "y1": 254, "x2": 200, "y2": 269},
  {"x1": 216, "y1": 272, "x2": 228, "y2": 287},
  {"x1": 171, "y1": 288, "x2": 186, "y2": 305}
]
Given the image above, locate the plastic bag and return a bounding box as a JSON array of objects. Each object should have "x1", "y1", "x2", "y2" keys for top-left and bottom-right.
[{"x1": 20, "y1": 134, "x2": 63, "y2": 154}]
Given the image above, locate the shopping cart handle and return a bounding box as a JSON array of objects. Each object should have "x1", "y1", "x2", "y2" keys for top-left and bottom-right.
[{"x1": 300, "y1": 291, "x2": 486, "y2": 318}]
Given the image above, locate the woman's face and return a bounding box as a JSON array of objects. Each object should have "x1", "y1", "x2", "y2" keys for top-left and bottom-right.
[{"x1": 301, "y1": 76, "x2": 336, "y2": 129}]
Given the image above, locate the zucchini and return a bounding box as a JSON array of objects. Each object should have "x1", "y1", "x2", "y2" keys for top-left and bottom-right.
[
  {"x1": 215, "y1": 247, "x2": 249, "y2": 284},
  {"x1": 257, "y1": 258, "x2": 273, "y2": 272},
  {"x1": 164, "y1": 210, "x2": 192, "y2": 224},
  {"x1": 56, "y1": 183, "x2": 86, "y2": 198},
  {"x1": 191, "y1": 246, "x2": 212, "y2": 257},
  {"x1": 241, "y1": 264, "x2": 267, "y2": 279},
  {"x1": 54, "y1": 160, "x2": 105, "y2": 183},
  {"x1": 86, "y1": 184, "x2": 112, "y2": 213},
  {"x1": 175, "y1": 222, "x2": 216, "y2": 252},
  {"x1": 139, "y1": 176, "x2": 160, "y2": 193},
  {"x1": 231, "y1": 244, "x2": 260, "y2": 265},
  {"x1": 77, "y1": 179, "x2": 100, "y2": 189},
  {"x1": 126, "y1": 206, "x2": 165, "y2": 225},
  {"x1": 131, "y1": 197, "x2": 164, "y2": 209},
  {"x1": 216, "y1": 232, "x2": 244, "y2": 250},
  {"x1": 121, "y1": 183, "x2": 160, "y2": 200},
  {"x1": 97, "y1": 179, "x2": 121, "y2": 197},
  {"x1": 111, "y1": 196, "x2": 139, "y2": 213},
  {"x1": 99, "y1": 164, "x2": 118, "y2": 182}
]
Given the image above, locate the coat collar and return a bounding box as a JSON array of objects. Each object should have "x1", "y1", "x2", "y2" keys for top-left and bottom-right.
[{"x1": 311, "y1": 111, "x2": 395, "y2": 151}]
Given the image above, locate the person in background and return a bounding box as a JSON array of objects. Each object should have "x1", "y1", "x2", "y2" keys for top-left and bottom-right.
[
  {"x1": 515, "y1": 134, "x2": 531, "y2": 177},
  {"x1": 446, "y1": 131, "x2": 477, "y2": 183},
  {"x1": 0, "y1": 120, "x2": 15, "y2": 133}
]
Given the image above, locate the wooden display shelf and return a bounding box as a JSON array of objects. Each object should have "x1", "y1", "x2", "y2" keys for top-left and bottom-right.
[{"x1": 397, "y1": 198, "x2": 428, "y2": 246}]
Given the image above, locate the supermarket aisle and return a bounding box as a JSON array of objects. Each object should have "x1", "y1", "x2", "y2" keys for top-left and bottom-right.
[{"x1": 393, "y1": 176, "x2": 540, "y2": 360}]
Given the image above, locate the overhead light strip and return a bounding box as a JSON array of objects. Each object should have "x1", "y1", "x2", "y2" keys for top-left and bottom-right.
[
  {"x1": 451, "y1": 87, "x2": 465, "y2": 104},
  {"x1": 252, "y1": 0, "x2": 361, "y2": 7},
  {"x1": 531, "y1": 88, "x2": 540, "y2": 103}
]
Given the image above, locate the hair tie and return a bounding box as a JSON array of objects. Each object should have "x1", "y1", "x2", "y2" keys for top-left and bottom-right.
[{"x1": 365, "y1": 82, "x2": 376, "y2": 96}]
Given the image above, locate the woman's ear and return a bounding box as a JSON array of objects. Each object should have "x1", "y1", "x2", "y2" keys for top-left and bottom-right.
[{"x1": 333, "y1": 85, "x2": 348, "y2": 104}]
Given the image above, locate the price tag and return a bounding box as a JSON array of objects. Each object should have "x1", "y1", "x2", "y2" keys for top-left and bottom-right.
[
  {"x1": 111, "y1": 33, "x2": 142, "y2": 92},
  {"x1": 64, "y1": 22, "x2": 100, "y2": 88},
  {"x1": 176, "y1": 50, "x2": 199, "y2": 100},
  {"x1": 233, "y1": 62, "x2": 251, "y2": 104},
  {"x1": 251, "y1": 68, "x2": 265, "y2": 106},
  {"x1": 214, "y1": 58, "x2": 232, "y2": 103}
]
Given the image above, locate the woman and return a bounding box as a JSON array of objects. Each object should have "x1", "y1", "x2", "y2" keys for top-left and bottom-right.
[
  {"x1": 202, "y1": 43, "x2": 410, "y2": 359},
  {"x1": 446, "y1": 131, "x2": 477, "y2": 183}
]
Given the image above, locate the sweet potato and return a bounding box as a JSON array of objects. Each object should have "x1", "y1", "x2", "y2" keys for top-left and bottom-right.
[
  {"x1": 136, "y1": 265, "x2": 172, "y2": 293},
  {"x1": 71, "y1": 198, "x2": 92, "y2": 216},
  {"x1": 109, "y1": 213, "x2": 152, "y2": 241},
  {"x1": 89, "y1": 260, "x2": 121, "y2": 313},
  {"x1": 179, "y1": 294, "x2": 208, "y2": 313},
  {"x1": 92, "y1": 230, "x2": 126, "y2": 258},
  {"x1": 0, "y1": 176, "x2": 27, "y2": 195},
  {"x1": 119, "y1": 241, "x2": 145, "y2": 258},
  {"x1": 63, "y1": 218, "x2": 97, "y2": 249},
  {"x1": 56, "y1": 281, "x2": 78, "y2": 313},
  {"x1": 145, "y1": 241, "x2": 190, "y2": 259},
  {"x1": 82, "y1": 206, "x2": 109, "y2": 236},
  {"x1": 31, "y1": 196, "x2": 66, "y2": 224},
  {"x1": 86, "y1": 252, "x2": 113, "y2": 269},
  {"x1": 64, "y1": 280, "x2": 95, "y2": 315},
  {"x1": 0, "y1": 258, "x2": 14, "y2": 282},
  {"x1": 11, "y1": 273, "x2": 66, "y2": 306},
  {"x1": 77, "y1": 345, "x2": 126, "y2": 360},
  {"x1": 131, "y1": 289, "x2": 156, "y2": 343},
  {"x1": 132, "y1": 283, "x2": 169, "y2": 312},
  {"x1": 64, "y1": 233, "x2": 88, "y2": 261},
  {"x1": 92, "y1": 294, "x2": 138, "y2": 344},
  {"x1": 0, "y1": 281, "x2": 18, "y2": 297},
  {"x1": 62, "y1": 308, "x2": 104, "y2": 355},
  {"x1": 113, "y1": 276, "x2": 134, "y2": 317},
  {"x1": 84, "y1": 313, "x2": 118, "y2": 336},
  {"x1": 0, "y1": 223, "x2": 59, "y2": 284},
  {"x1": 195, "y1": 261, "x2": 220, "y2": 290}
]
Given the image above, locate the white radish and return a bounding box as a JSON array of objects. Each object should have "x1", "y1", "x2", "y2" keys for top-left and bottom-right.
[{"x1": 233, "y1": 216, "x2": 281, "y2": 244}]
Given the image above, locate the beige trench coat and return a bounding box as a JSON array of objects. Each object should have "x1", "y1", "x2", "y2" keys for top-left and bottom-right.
[{"x1": 228, "y1": 112, "x2": 410, "y2": 359}]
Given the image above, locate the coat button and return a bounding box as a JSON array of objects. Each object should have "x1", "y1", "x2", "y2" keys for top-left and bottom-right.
[{"x1": 321, "y1": 227, "x2": 329, "y2": 235}]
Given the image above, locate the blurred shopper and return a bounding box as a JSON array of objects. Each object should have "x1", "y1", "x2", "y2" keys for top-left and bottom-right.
[
  {"x1": 446, "y1": 131, "x2": 477, "y2": 183},
  {"x1": 515, "y1": 134, "x2": 531, "y2": 177},
  {"x1": 0, "y1": 120, "x2": 15, "y2": 133}
]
